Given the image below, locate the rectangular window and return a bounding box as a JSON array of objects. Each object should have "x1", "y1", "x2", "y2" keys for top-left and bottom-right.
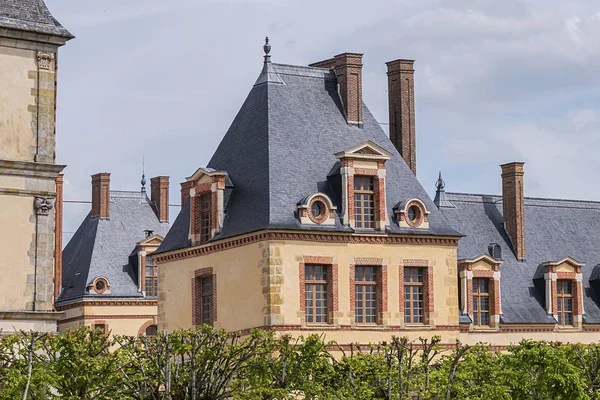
[
  {"x1": 305, "y1": 265, "x2": 329, "y2": 324},
  {"x1": 199, "y1": 193, "x2": 212, "y2": 243},
  {"x1": 355, "y1": 266, "x2": 378, "y2": 324},
  {"x1": 557, "y1": 280, "x2": 573, "y2": 326},
  {"x1": 93, "y1": 324, "x2": 106, "y2": 333},
  {"x1": 404, "y1": 267, "x2": 424, "y2": 324},
  {"x1": 472, "y1": 278, "x2": 490, "y2": 326},
  {"x1": 196, "y1": 276, "x2": 214, "y2": 326},
  {"x1": 144, "y1": 255, "x2": 158, "y2": 297},
  {"x1": 354, "y1": 176, "x2": 375, "y2": 229}
]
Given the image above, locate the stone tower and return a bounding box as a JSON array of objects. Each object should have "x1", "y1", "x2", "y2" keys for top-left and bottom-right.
[{"x1": 0, "y1": 0, "x2": 73, "y2": 333}]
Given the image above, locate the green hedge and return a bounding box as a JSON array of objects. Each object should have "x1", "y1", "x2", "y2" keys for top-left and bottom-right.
[{"x1": 1, "y1": 326, "x2": 599, "y2": 399}]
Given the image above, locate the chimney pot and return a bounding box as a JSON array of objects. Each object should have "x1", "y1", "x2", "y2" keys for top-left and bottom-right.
[
  {"x1": 150, "y1": 176, "x2": 170, "y2": 222},
  {"x1": 501, "y1": 162, "x2": 526, "y2": 261},
  {"x1": 386, "y1": 59, "x2": 416, "y2": 175},
  {"x1": 310, "y1": 52, "x2": 363, "y2": 126},
  {"x1": 91, "y1": 173, "x2": 110, "y2": 219}
]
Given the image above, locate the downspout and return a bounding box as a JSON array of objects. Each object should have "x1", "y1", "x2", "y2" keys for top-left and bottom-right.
[{"x1": 33, "y1": 213, "x2": 39, "y2": 311}]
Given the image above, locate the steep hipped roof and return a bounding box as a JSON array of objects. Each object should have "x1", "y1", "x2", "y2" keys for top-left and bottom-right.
[
  {"x1": 58, "y1": 190, "x2": 169, "y2": 303},
  {"x1": 157, "y1": 60, "x2": 459, "y2": 253},
  {"x1": 440, "y1": 193, "x2": 600, "y2": 324},
  {"x1": 0, "y1": 0, "x2": 73, "y2": 38}
]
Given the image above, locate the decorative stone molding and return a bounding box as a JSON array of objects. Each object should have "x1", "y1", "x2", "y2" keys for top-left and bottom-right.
[
  {"x1": 36, "y1": 51, "x2": 55, "y2": 70},
  {"x1": 155, "y1": 230, "x2": 460, "y2": 264},
  {"x1": 55, "y1": 300, "x2": 157, "y2": 311},
  {"x1": 34, "y1": 197, "x2": 55, "y2": 215}
]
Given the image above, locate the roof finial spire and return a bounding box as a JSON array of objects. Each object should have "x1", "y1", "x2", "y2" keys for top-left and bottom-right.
[
  {"x1": 435, "y1": 171, "x2": 445, "y2": 190},
  {"x1": 433, "y1": 171, "x2": 455, "y2": 209},
  {"x1": 141, "y1": 156, "x2": 146, "y2": 192},
  {"x1": 263, "y1": 36, "x2": 271, "y2": 63}
]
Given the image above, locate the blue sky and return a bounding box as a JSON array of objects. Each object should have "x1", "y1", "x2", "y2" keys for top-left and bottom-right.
[{"x1": 46, "y1": 0, "x2": 600, "y2": 244}]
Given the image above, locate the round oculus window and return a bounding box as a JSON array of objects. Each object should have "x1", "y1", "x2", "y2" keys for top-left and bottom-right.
[
  {"x1": 94, "y1": 279, "x2": 107, "y2": 293},
  {"x1": 308, "y1": 199, "x2": 328, "y2": 224},
  {"x1": 405, "y1": 203, "x2": 424, "y2": 228},
  {"x1": 407, "y1": 206, "x2": 419, "y2": 221}
]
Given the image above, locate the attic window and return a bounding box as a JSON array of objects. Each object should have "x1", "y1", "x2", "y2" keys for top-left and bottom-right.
[
  {"x1": 92, "y1": 277, "x2": 109, "y2": 294},
  {"x1": 298, "y1": 193, "x2": 335, "y2": 225},
  {"x1": 407, "y1": 205, "x2": 421, "y2": 223},
  {"x1": 488, "y1": 243, "x2": 502, "y2": 260},
  {"x1": 396, "y1": 199, "x2": 428, "y2": 229}
]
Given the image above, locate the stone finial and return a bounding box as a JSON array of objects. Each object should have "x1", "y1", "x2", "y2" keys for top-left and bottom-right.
[
  {"x1": 435, "y1": 171, "x2": 445, "y2": 190},
  {"x1": 34, "y1": 197, "x2": 55, "y2": 216},
  {"x1": 263, "y1": 37, "x2": 271, "y2": 63}
]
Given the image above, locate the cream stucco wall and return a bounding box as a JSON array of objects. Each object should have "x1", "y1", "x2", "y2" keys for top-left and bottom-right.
[
  {"x1": 0, "y1": 195, "x2": 35, "y2": 310},
  {"x1": 0, "y1": 46, "x2": 37, "y2": 162},
  {"x1": 58, "y1": 304, "x2": 157, "y2": 337},
  {"x1": 158, "y1": 241, "x2": 265, "y2": 333}
]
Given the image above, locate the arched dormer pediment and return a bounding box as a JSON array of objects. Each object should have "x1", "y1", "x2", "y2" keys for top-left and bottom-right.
[
  {"x1": 459, "y1": 255, "x2": 503, "y2": 272},
  {"x1": 334, "y1": 140, "x2": 392, "y2": 161},
  {"x1": 542, "y1": 257, "x2": 584, "y2": 274},
  {"x1": 297, "y1": 193, "x2": 336, "y2": 225},
  {"x1": 394, "y1": 198, "x2": 430, "y2": 229}
]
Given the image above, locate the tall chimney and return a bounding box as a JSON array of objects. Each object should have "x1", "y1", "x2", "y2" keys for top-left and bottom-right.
[
  {"x1": 310, "y1": 53, "x2": 363, "y2": 126},
  {"x1": 181, "y1": 181, "x2": 193, "y2": 207},
  {"x1": 91, "y1": 173, "x2": 110, "y2": 219},
  {"x1": 151, "y1": 176, "x2": 170, "y2": 222},
  {"x1": 501, "y1": 162, "x2": 526, "y2": 261},
  {"x1": 386, "y1": 59, "x2": 416, "y2": 175}
]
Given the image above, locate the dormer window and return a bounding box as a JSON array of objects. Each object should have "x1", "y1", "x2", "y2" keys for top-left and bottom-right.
[
  {"x1": 334, "y1": 141, "x2": 392, "y2": 231},
  {"x1": 297, "y1": 193, "x2": 335, "y2": 225},
  {"x1": 542, "y1": 257, "x2": 584, "y2": 328},
  {"x1": 91, "y1": 277, "x2": 110, "y2": 294},
  {"x1": 394, "y1": 199, "x2": 429, "y2": 229},
  {"x1": 185, "y1": 168, "x2": 232, "y2": 246},
  {"x1": 458, "y1": 255, "x2": 502, "y2": 328}
]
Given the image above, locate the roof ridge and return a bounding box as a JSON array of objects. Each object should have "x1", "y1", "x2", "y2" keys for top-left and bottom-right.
[{"x1": 447, "y1": 192, "x2": 600, "y2": 207}]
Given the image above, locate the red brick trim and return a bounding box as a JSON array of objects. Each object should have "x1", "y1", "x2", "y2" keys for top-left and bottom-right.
[
  {"x1": 549, "y1": 269, "x2": 582, "y2": 325},
  {"x1": 354, "y1": 258, "x2": 383, "y2": 265},
  {"x1": 347, "y1": 175, "x2": 355, "y2": 223},
  {"x1": 92, "y1": 320, "x2": 108, "y2": 334},
  {"x1": 353, "y1": 168, "x2": 378, "y2": 176},
  {"x1": 137, "y1": 319, "x2": 156, "y2": 336},
  {"x1": 154, "y1": 231, "x2": 460, "y2": 263},
  {"x1": 91, "y1": 277, "x2": 109, "y2": 294},
  {"x1": 307, "y1": 196, "x2": 331, "y2": 224},
  {"x1": 349, "y1": 264, "x2": 356, "y2": 312},
  {"x1": 192, "y1": 268, "x2": 217, "y2": 326},
  {"x1": 403, "y1": 200, "x2": 427, "y2": 228},
  {"x1": 303, "y1": 256, "x2": 334, "y2": 264},
  {"x1": 58, "y1": 314, "x2": 155, "y2": 325},
  {"x1": 55, "y1": 300, "x2": 157, "y2": 311}
]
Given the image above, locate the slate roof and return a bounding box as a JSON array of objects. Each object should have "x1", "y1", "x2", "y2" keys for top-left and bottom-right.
[
  {"x1": 157, "y1": 60, "x2": 460, "y2": 254},
  {"x1": 0, "y1": 0, "x2": 73, "y2": 38},
  {"x1": 58, "y1": 190, "x2": 169, "y2": 304},
  {"x1": 440, "y1": 192, "x2": 600, "y2": 324}
]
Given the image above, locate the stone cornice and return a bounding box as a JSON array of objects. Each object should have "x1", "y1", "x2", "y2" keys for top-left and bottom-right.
[
  {"x1": 0, "y1": 160, "x2": 65, "y2": 178},
  {"x1": 55, "y1": 299, "x2": 157, "y2": 311},
  {"x1": 155, "y1": 230, "x2": 460, "y2": 263},
  {"x1": 0, "y1": 310, "x2": 63, "y2": 321}
]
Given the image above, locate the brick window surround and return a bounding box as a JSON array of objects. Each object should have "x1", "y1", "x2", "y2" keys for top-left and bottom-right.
[
  {"x1": 92, "y1": 320, "x2": 108, "y2": 334},
  {"x1": 349, "y1": 259, "x2": 388, "y2": 325},
  {"x1": 299, "y1": 256, "x2": 338, "y2": 325},
  {"x1": 459, "y1": 256, "x2": 502, "y2": 328},
  {"x1": 543, "y1": 259, "x2": 583, "y2": 328},
  {"x1": 399, "y1": 260, "x2": 434, "y2": 325},
  {"x1": 192, "y1": 267, "x2": 217, "y2": 326}
]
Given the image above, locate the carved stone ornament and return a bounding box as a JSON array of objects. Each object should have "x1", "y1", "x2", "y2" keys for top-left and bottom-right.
[
  {"x1": 37, "y1": 52, "x2": 55, "y2": 70},
  {"x1": 34, "y1": 197, "x2": 55, "y2": 216}
]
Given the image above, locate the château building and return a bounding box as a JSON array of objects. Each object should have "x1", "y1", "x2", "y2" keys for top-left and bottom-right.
[
  {"x1": 0, "y1": 0, "x2": 72, "y2": 333},
  {"x1": 155, "y1": 40, "x2": 600, "y2": 346},
  {"x1": 56, "y1": 173, "x2": 170, "y2": 336}
]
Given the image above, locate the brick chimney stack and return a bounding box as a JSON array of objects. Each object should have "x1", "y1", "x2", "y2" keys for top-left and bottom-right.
[
  {"x1": 181, "y1": 181, "x2": 193, "y2": 207},
  {"x1": 386, "y1": 59, "x2": 416, "y2": 175},
  {"x1": 501, "y1": 162, "x2": 526, "y2": 261},
  {"x1": 91, "y1": 173, "x2": 110, "y2": 219},
  {"x1": 151, "y1": 176, "x2": 170, "y2": 222},
  {"x1": 310, "y1": 53, "x2": 363, "y2": 126}
]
